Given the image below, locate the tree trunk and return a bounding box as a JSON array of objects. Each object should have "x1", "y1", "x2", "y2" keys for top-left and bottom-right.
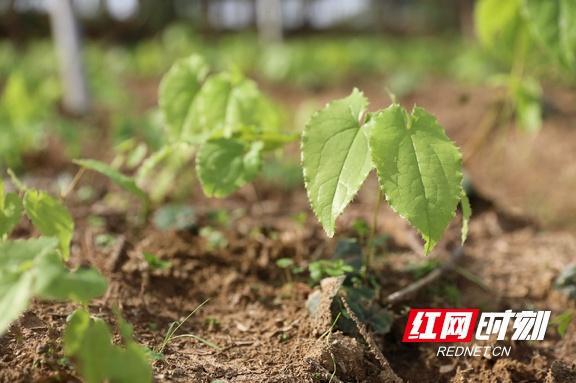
[
  {"x1": 255, "y1": 0, "x2": 282, "y2": 44},
  {"x1": 47, "y1": 0, "x2": 90, "y2": 115}
]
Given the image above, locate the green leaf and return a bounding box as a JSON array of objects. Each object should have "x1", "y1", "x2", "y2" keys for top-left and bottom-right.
[
  {"x1": 308, "y1": 259, "x2": 354, "y2": 283},
  {"x1": 0, "y1": 271, "x2": 34, "y2": 335},
  {"x1": 64, "y1": 309, "x2": 153, "y2": 383},
  {"x1": 73, "y1": 159, "x2": 147, "y2": 200},
  {"x1": 220, "y1": 79, "x2": 280, "y2": 136},
  {"x1": 0, "y1": 192, "x2": 23, "y2": 238},
  {"x1": 196, "y1": 138, "x2": 263, "y2": 198},
  {"x1": 460, "y1": 191, "x2": 472, "y2": 244},
  {"x1": 0, "y1": 237, "x2": 58, "y2": 270},
  {"x1": 276, "y1": 258, "x2": 294, "y2": 269},
  {"x1": 0, "y1": 238, "x2": 56, "y2": 334},
  {"x1": 301, "y1": 89, "x2": 373, "y2": 237},
  {"x1": 522, "y1": 0, "x2": 576, "y2": 69},
  {"x1": 152, "y1": 203, "x2": 196, "y2": 231},
  {"x1": 37, "y1": 265, "x2": 107, "y2": 303},
  {"x1": 63, "y1": 307, "x2": 91, "y2": 355},
  {"x1": 183, "y1": 73, "x2": 235, "y2": 142},
  {"x1": 134, "y1": 143, "x2": 195, "y2": 202},
  {"x1": 475, "y1": 0, "x2": 528, "y2": 61},
  {"x1": 552, "y1": 310, "x2": 574, "y2": 337},
  {"x1": 159, "y1": 55, "x2": 209, "y2": 139},
  {"x1": 135, "y1": 144, "x2": 178, "y2": 187},
  {"x1": 242, "y1": 131, "x2": 298, "y2": 152},
  {"x1": 23, "y1": 191, "x2": 74, "y2": 260},
  {"x1": 0, "y1": 178, "x2": 23, "y2": 238},
  {"x1": 0, "y1": 237, "x2": 107, "y2": 335},
  {"x1": 368, "y1": 105, "x2": 463, "y2": 254},
  {"x1": 183, "y1": 74, "x2": 279, "y2": 142},
  {"x1": 143, "y1": 252, "x2": 171, "y2": 270}
]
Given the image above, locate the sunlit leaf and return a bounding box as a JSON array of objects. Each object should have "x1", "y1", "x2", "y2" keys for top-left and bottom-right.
[
  {"x1": 196, "y1": 138, "x2": 263, "y2": 198},
  {"x1": 184, "y1": 73, "x2": 279, "y2": 142},
  {"x1": 0, "y1": 271, "x2": 34, "y2": 335},
  {"x1": 0, "y1": 238, "x2": 107, "y2": 335},
  {"x1": 152, "y1": 203, "x2": 196, "y2": 231},
  {"x1": 64, "y1": 309, "x2": 153, "y2": 383},
  {"x1": 475, "y1": 0, "x2": 529, "y2": 62},
  {"x1": 142, "y1": 252, "x2": 172, "y2": 270},
  {"x1": 23, "y1": 191, "x2": 74, "y2": 259},
  {"x1": 74, "y1": 159, "x2": 147, "y2": 200},
  {"x1": 0, "y1": 191, "x2": 23, "y2": 238},
  {"x1": 159, "y1": 55, "x2": 209, "y2": 139},
  {"x1": 37, "y1": 264, "x2": 107, "y2": 303},
  {"x1": 301, "y1": 89, "x2": 373, "y2": 237},
  {"x1": 368, "y1": 105, "x2": 463, "y2": 254},
  {"x1": 523, "y1": 0, "x2": 576, "y2": 69}
]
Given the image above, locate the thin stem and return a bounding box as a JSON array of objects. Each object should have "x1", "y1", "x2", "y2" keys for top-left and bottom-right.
[
  {"x1": 61, "y1": 167, "x2": 85, "y2": 199},
  {"x1": 156, "y1": 298, "x2": 210, "y2": 354},
  {"x1": 318, "y1": 312, "x2": 341, "y2": 341},
  {"x1": 505, "y1": 30, "x2": 529, "y2": 124},
  {"x1": 365, "y1": 188, "x2": 383, "y2": 275},
  {"x1": 7, "y1": 169, "x2": 27, "y2": 193}
]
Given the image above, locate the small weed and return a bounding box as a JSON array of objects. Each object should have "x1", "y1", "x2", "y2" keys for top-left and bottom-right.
[
  {"x1": 143, "y1": 252, "x2": 172, "y2": 270},
  {"x1": 552, "y1": 310, "x2": 574, "y2": 337},
  {"x1": 309, "y1": 259, "x2": 354, "y2": 284},
  {"x1": 156, "y1": 299, "x2": 221, "y2": 355},
  {"x1": 200, "y1": 227, "x2": 228, "y2": 250}
]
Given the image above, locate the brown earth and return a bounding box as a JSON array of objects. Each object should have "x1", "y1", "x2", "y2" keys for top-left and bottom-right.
[{"x1": 1, "y1": 78, "x2": 576, "y2": 382}]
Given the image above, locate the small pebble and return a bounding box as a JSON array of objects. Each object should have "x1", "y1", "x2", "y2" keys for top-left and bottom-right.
[
  {"x1": 172, "y1": 367, "x2": 185, "y2": 376},
  {"x1": 36, "y1": 343, "x2": 49, "y2": 354}
]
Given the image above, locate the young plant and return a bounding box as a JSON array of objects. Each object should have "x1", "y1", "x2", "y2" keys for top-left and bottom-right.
[
  {"x1": 0, "y1": 237, "x2": 107, "y2": 335},
  {"x1": 0, "y1": 177, "x2": 107, "y2": 335},
  {"x1": 474, "y1": 0, "x2": 576, "y2": 132},
  {"x1": 308, "y1": 259, "x2": 354, "y2": 283},
  {"x1": 0, "y1": 176, "x2": 154, "y2": 380},
  {"x1": 4, "y1": 171, "x2": 74, "y2": 259},
  {"x1": 302, "y1": 89, "x2": 470, "y2": 263},
  {"x1": 155, "y1": 299, "x2": 220, "y2": 355},
  {"x1": 64, "y1": 308, "x2": 153, "y2": 383},
  {"x1": 75, "y1": 54, "x2": 296, "y2": 206}
]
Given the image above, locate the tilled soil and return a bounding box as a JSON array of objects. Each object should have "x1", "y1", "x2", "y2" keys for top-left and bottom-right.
[
  {"x1": 1, "y1": 176, "x2": 575, "y2": 382},
  {"x1": 2, "y1": 79, "x2": 576, "y2": 382}
]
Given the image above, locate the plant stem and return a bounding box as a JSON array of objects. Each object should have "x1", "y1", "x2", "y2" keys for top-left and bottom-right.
[
  {"x1": 365, "y1": 188, "x2": 383, "y2": 276},
  {"x1": 61, "y1": 167, "x2": 85, "y2": 199}
]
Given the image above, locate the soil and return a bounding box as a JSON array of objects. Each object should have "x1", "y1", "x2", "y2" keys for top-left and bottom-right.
[{"x1": 1, "y1": 77, "x2": 576, "y2": 383}]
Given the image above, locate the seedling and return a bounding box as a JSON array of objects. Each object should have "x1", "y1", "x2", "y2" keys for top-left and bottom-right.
[
  {"x1": 0, "y1": 236, "x2": 107, "y2": 335},
  {"x1": 551, "y1": 310, "x2": 574, "y2": 337},
  {"x1": 200, "y1": 227, "x2": 228, "y2": 251},
  {"x1": 474, "y1": 0, "x2": 576, "y2": 133},
  {"x1": 308, "y1": 259, "x2": 354, "y2": 283},
  {"x1": 0, "y1": 176, "x2": 121, "y2": 383},
  {"x1": 152, "y1": 203, "x2": 196, "y2": 231},
  {"x1": 74, "y1": 54, "x2": 296, "y2": 208},
  {"x1": 205, "y1": 317, "x2": 221, "y2": 332},
  {"x1": 155, "y1": 299, "x2": 220, "y2": 355},
  {"x1": 0, "y1": 176, "x2": 108, "y2": 335},
  {"x1": 276, "y1": 257, "x2": 305, "y2": 283},
  {"x1": 143, "y1": 252, "x2": 172, "y2": 271},
  {"x1": 302, "y1": 89, "x2": 470, "y2": 273},
  {"x1": 64, "y1": 308, "x2": 152, "y2": 383},
  {"x1": 3, "y1": 172, "x2": 74, "y2": 260}
]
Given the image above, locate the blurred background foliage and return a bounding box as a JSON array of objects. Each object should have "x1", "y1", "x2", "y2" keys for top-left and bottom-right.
[{"x1": 0, "y1": 0, "x2": 573, "y2": 177}]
